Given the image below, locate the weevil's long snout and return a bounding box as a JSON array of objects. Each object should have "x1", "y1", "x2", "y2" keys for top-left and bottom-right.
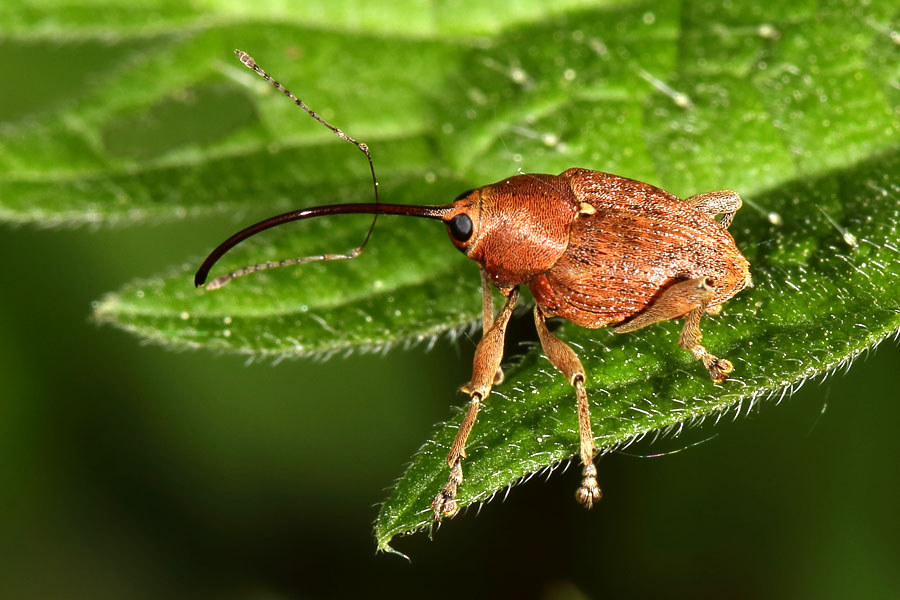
[
  {"x1": 197, "y1": 50, "x2": 469, "y2": 291},
  {"x1": 194, "y1": 202, "x2": 454, "y2": 289}
]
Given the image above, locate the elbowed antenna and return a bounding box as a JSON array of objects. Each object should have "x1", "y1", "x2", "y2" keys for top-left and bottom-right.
[
  {"x1": 197, "y1": 51, "x2": 457, "y2": 290},
  {"x1": 197, "y1": 49, "x2": 405, "y2": 289},
  {"x1": 194, "y1": 202, "x2": 453, "y2": 290}
]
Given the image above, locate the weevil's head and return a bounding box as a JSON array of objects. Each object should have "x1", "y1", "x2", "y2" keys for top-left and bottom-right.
[{"x1": 441, "y1": 174, "x2": 579, "y2": 287}]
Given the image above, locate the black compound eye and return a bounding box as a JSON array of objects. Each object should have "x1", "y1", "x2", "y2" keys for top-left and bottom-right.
[{"x1": 448, "y1": 213, "x2": 473, "y2": 242}]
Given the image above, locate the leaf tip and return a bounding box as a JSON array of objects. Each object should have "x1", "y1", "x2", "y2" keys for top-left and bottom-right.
[
  {"x1": 375, "y1": 537, "x2": 411, "y2": 562},
  {"x1": 91, "y1": 292, "x2": 122, "y2": 324}
]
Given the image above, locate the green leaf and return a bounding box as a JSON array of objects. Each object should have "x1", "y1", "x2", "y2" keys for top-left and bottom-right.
[
  {"x1": 5, "y1": 1, "x2": 898, "y2": 551},
  {"x1": 371, "y1": 3, "x2": 900, "y2": 551}
]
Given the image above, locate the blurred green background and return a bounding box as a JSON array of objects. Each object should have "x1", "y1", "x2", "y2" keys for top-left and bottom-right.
[{"x1": 3, "y1": 1, "x2": 900, "y2": 599}]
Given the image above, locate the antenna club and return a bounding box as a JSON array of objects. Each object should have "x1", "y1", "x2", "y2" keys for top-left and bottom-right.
[
  {"x1": 206, "y1": 276, "x2": 230, "y2": 291},
  {"x1": 235, "y1": 49, "x2": 254, "y2": 68}
]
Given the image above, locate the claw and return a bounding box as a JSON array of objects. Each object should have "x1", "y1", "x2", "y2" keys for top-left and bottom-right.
[
  {"x1": 431, "y1": 491, "x2": 458, "y2": 522},
  {"x1": 431, "y1": 459, "x2": 464, "y2": 522},
  {"x1": 575, "y1": 463, "x2": 603, "y2": 509},
  {"x1": 708, "y1": 357, "x2": 733, "y2": 383}
]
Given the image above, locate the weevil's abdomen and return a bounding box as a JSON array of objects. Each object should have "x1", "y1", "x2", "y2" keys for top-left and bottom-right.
[{"x1": 529, "y1": 169, "x2": 751, "y2": 328}]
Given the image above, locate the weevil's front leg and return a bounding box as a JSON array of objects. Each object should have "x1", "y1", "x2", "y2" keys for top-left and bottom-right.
[
  {"x1": 432, "y1": 285, "x2": 520, "y2": 521},
  {"x1": 611, "y1": 276, "x2": 733, "y2": 383},
  {"x1": 534, "y1": 307, "x2": 601, "y2": 509},
  {"x1": 480, "y1": 268, "x2": 504, "y2": 386},
  {"x1": 686, "y1": 190, "x2": 742, "y2": 229}
]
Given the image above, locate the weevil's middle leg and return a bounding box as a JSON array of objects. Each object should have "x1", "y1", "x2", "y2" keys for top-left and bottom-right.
[
  {"x1": 431, "y1": 284, "x2": 519, "y2": 521},
  {"x1": 686, "y1": 190, "x2": 742, "y2": 229},
  {"x1": 611, "y1": 276, "x2": 733, "y2": 383},
  {"x1": 534, "y1": 307, "x2": 601, "y2": 509}
]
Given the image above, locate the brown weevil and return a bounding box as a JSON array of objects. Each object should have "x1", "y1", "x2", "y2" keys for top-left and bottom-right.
[{"x1": 196, "y1": 50, "x2": 752, "y2": 523}]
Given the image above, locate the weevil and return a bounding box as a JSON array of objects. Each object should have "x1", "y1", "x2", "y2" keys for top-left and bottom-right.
[{"x1": 196, "y1": 50, "x2": 752, "y2": 523}]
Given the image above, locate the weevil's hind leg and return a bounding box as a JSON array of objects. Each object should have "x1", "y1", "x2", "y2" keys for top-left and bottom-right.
[
  {"x1": 480, "y1": 269, "x2": 504, "y2": 386},
  {"x1": 686, "y1": 190, "x2": 742, "y2": 229},
  {"x1": 534, "y1": 307, "x2": 601, "y2": 509},
  {"x1": 611, "y1": 276, "x2": 733, "y2": 383},
  {"x1": 432, "y1": 286, "x2": 520, "y2": 522}
]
